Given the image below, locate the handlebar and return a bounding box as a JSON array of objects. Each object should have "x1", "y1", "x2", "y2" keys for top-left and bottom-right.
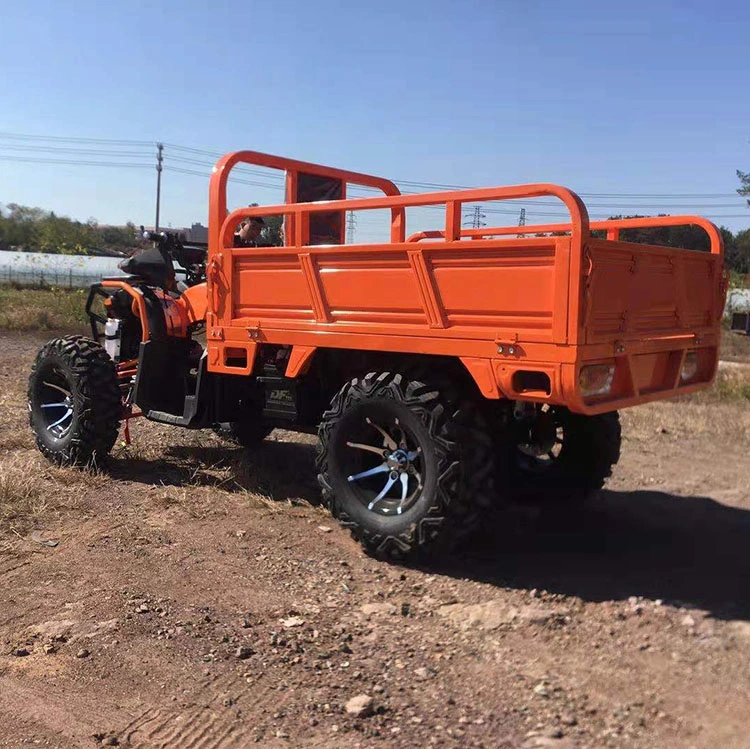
[
  {"x1": 136, "y1": 226, "x2": 207, "y2": 286},
  {"x1": 141, "y1": 227, "x2": 168, "y2": 245}
]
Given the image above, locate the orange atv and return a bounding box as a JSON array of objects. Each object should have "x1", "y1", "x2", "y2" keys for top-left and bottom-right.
[{"x1": 28, "y1": 150, "x2": 727, "y2": 557}]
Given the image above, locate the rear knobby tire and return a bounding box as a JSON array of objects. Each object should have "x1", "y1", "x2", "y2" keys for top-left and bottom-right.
[
  {"x1": 317, "y1": 372, "x2": 494, "y2": 558},
  {"x1": 510, "y1": 407, "x2": 621, "y2": 504},
  {"x1": 28, "y1": 335, "x2": 122, "y2": 466}
]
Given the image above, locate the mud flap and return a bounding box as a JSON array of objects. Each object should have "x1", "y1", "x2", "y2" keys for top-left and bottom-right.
[{"x1": 133, "y1": 341, "x2": 209, "y2": 427}]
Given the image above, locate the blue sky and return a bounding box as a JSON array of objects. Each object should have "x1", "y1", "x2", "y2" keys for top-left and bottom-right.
[{"x1": 0, "y1": 0, "x2": 748, "y2": 242}]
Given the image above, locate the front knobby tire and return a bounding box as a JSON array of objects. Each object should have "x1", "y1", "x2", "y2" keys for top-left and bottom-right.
[
  {"x1": 316, "y1": 372, "x2": 494, "y2": 558},
  {"x1": 28, "y1": 336, "x2": 122, "y2": 466}
]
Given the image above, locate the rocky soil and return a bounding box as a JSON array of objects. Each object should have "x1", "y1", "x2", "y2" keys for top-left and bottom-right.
[{"x1": 1, "y1": 331, "x2": 749, "y2": 748}]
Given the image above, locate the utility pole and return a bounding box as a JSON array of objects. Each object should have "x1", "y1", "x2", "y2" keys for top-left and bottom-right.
[
  {"x1": 155, "y1": 143, "x2": 164, "y2": 231},
  {"x1": 346, "y1": 211, "x2": 357, "y2": 243},
  {"x1": 464, "y1": 205, "x2": 486, "y2": 230}
]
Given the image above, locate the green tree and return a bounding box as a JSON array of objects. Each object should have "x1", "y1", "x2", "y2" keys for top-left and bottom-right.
[
  {"x1": 603, "y1": 215, "x2": 711, "y2": 251},
  {"x1": 0, "y1": 203, "x2": 138, "y2": 255},
  {"x1": 99, "y1": 222, "x2": 137, "y2": 251},
  {"x1": 36, "y1": 212, "x2": 96, "y2": 254},
  {"x1": 730, "y1": 228, "x2": 750, "y2": 274},
  {"x1": 738, "y1": 170, "x2": 750, "y2": 205},
  {"x1": 731, "y1": 168, "x2": 750, "y2": 272},
  {"x1": 2, "y1": 203, "x2": 45, "y2": 247}
]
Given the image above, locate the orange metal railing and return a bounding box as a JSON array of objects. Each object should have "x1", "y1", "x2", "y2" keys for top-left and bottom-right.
[
  {"x1": 208, "y1": 150, "x2": 404, "y2": 262},
  {"x1": 216, "y1": 182, "x2": 591, "y2": 252},
  {"x1": 406, "y1": 215, "x2": 723, "y2": 257},
  {"x1": 208, "y1": 152, "x2": 722, "y2": 260}
]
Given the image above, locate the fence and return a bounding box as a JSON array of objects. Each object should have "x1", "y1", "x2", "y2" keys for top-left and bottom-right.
[{"x1": 0, "y1": 265, "x2": 107, "y2": 289}]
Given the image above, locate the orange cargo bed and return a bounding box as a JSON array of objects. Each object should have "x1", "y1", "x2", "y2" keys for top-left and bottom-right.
[{"x1": 203, "y1": 152, "x2": 726, "y2": 415}]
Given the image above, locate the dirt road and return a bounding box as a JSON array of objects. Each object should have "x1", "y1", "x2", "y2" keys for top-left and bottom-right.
[{"x1": 1, "y1": 331, "x2": 749, "y2": 748}]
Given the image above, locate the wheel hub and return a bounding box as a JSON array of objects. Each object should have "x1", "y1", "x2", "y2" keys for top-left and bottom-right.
[
  {"x1": 38, "y1": 370, "x2": 75, "y2": 439},
  {"x1": 344, "y1": 417, "x2": 423, "y2": 516},
  {"x1": 386, "y1": 449, "x2": 410, "y2": 471},
  {"x1": 527, "y1": 412, "x2": 557, "y2": 456},
  {"x1": 515, "y1": 404, "x2": 564, "y2": 467}
]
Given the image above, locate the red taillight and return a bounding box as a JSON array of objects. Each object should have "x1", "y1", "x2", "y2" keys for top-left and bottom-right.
[
  {"x1": 680, "y1": 352, "x2": 699, "y2": 382},
  {"x1": 579, "y1": 363, "x2": 615, "y2": 397}
]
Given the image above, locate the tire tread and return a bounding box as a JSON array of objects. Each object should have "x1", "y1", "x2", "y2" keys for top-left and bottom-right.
[
  {"x1": 316, "y1": 371, "x2": 493, "y2": 557},
  {"x1": 28, "y1": 335, "x2": 121, "y2": 466}
]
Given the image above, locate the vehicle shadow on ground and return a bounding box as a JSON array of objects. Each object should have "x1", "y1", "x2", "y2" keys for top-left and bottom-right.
[
  {"x1": 108, "y1": 438, "x2": 323, "y2": 505},
  {"x1": 108, "y1": 438, "x2": 750, "y2": 621},
  {"x1": 422, "y1": 489, "x2": 750, "y2": 622}
]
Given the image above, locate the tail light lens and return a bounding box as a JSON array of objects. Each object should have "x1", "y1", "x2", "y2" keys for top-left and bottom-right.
[
  {"x1": 680, "y1": 352, "x2": 699, "y2": 382},
  {"x1": 579, "y1": 363, "x2": 615, "y2": 397}
]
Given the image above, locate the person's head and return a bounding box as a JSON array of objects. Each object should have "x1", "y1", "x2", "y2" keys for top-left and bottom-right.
[{"x1": 237, "y1": 216, "x2": 265, "y2": 244}]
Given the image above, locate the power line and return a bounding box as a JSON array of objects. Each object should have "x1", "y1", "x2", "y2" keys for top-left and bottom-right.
[
  {"x1": 0, "y1": 131, "x2": 154, "y2": 147},
  {"x1": 1, "y1": 156, "x2": 742, "y2": 221},
  {"x1": 0, "y1": 143, "x2": 153, "y2": 158},
  {"x1": 2, "y1": 131, "x2": 745, "y2": 200},
  {"x1": 166, "y1": 153, "x2": 282, "y2": 178},
  {"x1": 579, "y1": 192, "x2": 739, "y2": 199},
  {"x1": 163, "y1": 142, "x2": 226, "y2": 158},
  {"x1": 164, "y1": 165, "x2": 284, "y2": 191},
  {"x1": 1, "y1": 132, "x2": 747, "y2": 225},
  {"x1": 157, "y1": 141, "x2": 747, "y2": 205},
  {"x1": 171, "y1": 152, "x2": 746, "y2": 205},
  {"x1": 0, "y1": 154, "x2": 152, "y2": 168}
]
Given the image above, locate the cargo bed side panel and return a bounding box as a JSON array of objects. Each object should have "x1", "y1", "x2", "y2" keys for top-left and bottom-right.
[
  {"x1": 229, "y1": 238, "x2": 568, "y2": 345},
  {"x1": 584, "y1": 240, "x2": 721, "y2": 345}
]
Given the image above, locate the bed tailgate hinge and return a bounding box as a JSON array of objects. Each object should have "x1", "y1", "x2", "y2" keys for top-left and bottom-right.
[
  {"x1": 494, "y1": 332, "x2": 519, "y2": 355},
  {"x1": 247, "y1": 322, "x2": 263, "y2": 340}
]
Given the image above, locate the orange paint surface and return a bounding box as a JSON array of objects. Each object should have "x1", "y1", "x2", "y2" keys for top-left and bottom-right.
[{"x1": 183, "y1": 151, "x2": 724, "y2": 414}]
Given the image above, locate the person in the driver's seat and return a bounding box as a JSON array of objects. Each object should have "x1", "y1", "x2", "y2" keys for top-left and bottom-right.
[{"x1": 233, "y1": 216, "x2": 266, "y2": 247}]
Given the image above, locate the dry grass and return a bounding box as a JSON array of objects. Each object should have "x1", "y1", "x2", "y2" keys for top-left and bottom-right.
[
  {"x1": 623, "y1": 394, "x2": 750, "y2": 444},
  {"x1": 714, "y1": 367, "x2": 750, "y2": 402},
  {"x1": 113, "y1": 419, "x2": 318, "y2": 503},
  {"x1": 0, "y1": 452, "x2": 107, "y2": 534},
  {"x1": 0, "y1": 365, "x2": 33, "y2": 450},
  {"x1": 0, "y1": 287, "x2": 89, "y2": 332},
  {"x1": 149, "y1": 482, "x2": 281, "y2": 520},
  {"x1": 629, "y1": 401, "x2": 750, "y2": 437},
  {"x1": 108, "y1": 422, "x2": 296, "y2": 519},
  {"x1": 688, "y1": 365, "x2": 750, "y2": 404},
  {"x1": 624, "y1": 360, "x2": 750, "y2": 442},
  {"x1": 0, "y1": 454, "x2": 49, "y2": 527},
  {"x1": 721, "y1": 327, "x2": 750, "y2": 363},
  {"x1": 621, "y1": 363, "x2": 750, "y2": 442},
  {"x1": 0, "y1": 431, "x2": 33, "y2": 451},
  {"x1": 714, "y1": 367, "x2": 750, "y2": 400}
]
